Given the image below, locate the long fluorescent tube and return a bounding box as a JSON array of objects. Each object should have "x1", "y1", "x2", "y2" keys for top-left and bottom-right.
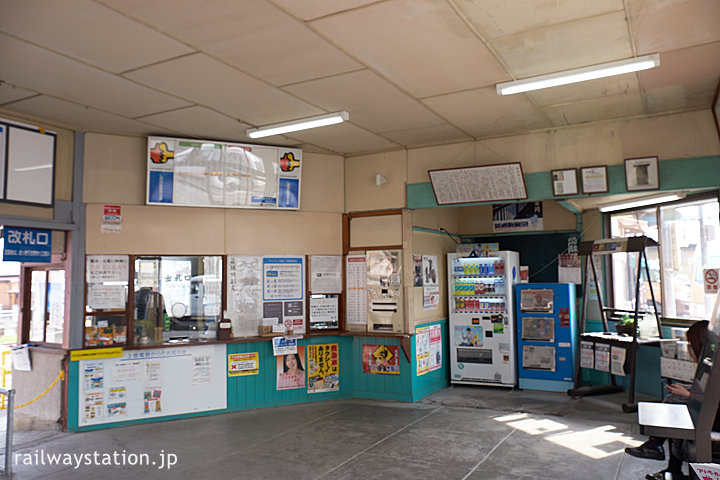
[
  {"x1": 247, "y1": 111, "x2": 349, "y2": 139},
  {"x1": 496, "y1": 54, "x2": 660, "y2": 96},
  {"x1": 599, "y1": 193, "x2": 682, "y2": 213}
]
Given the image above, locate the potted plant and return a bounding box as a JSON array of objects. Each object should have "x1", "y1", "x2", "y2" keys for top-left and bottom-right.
[{"x1": 615, "y1": 315, "x2": 636, "y2": 336}]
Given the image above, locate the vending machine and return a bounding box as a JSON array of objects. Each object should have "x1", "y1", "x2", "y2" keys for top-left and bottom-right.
[
  {"x1": 515, "y1": 283, "x2": 577, "y2": 392},
  {"x1": 447, "y1": 250, "x2": 520, "y2": 386}
]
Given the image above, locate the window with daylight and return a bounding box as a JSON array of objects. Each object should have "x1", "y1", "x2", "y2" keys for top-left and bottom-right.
[{"x1": 609, "y1": 193, "x2": 720, "y2": 322}]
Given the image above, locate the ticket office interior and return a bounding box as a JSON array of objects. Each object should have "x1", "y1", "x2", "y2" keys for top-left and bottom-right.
[{"x1": 2, "y1": 107, "x2": 719, "y2": 431}]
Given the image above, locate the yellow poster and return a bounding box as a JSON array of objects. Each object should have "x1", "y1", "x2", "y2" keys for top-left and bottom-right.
[
  {"x1": 228, "y1": 352, "x2": 259, "y2": 377},
  {"x1": 307, "y1": 344, "x2": 339, "y2": 393}
]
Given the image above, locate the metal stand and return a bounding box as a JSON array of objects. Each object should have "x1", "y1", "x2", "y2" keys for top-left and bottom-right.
[{"x1": 567, "y1": 236, "x2": 663, "y2": 412}]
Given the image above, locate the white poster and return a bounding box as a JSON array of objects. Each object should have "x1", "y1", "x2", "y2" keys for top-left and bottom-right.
[
  {"x1": 86, "y1": 255, "x2": 130, "y2": 283},
  {"x1": 580, "y1": 341, "x2": 594, "y2": 369},
  {"x1": 422, "y1": 255, "x2": 438, "y2": 286},
  {"x1": 610, "y1": 347, "x2": 626, "y2": 376},
  {"x1": 310, "y1": 255, "x2": 343, "y2": 293},
  {"x1": 86, "y1": 285, "x2": 126, "y2": 310},
  {"x1": 429, "y1": 324, "x2": 442, "y2": 372},
  {"x1": 595, "y1": 344, "x2": 610, "y2": 372},
  {"x1": 346, "y1": 254, "x2": 367, "y2": 325},
  {"x1": 416, "y1": 326, "x2": 430, "y2": 376},
  {"x1": 423, "y1": 285, "x2": 440, "y2": 310}
]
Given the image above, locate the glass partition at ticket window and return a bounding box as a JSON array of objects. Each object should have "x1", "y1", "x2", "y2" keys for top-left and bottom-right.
[{"x1": 134, "y1": 256, "x2": 222, "y2": 345}]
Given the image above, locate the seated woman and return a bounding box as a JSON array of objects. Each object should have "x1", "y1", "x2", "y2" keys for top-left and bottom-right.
[{"x1": 625, "y1": 321, "x2": 708, "y2": 461}]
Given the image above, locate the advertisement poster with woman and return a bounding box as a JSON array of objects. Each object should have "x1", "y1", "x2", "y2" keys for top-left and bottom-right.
[{"x1": 276, "y1": 346, "x2": 306, "y2": 390}]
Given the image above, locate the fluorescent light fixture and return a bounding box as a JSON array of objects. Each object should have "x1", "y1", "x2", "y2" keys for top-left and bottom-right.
[
  {"x1": 247, "y1": 111, "x2": 349, "y2": 139},
  {"x1": 599, "y1": 193, "x2": 683, "y2": 213},
  {"x1": 496, "y1": 54, "x2": 660, "y2": 96}
]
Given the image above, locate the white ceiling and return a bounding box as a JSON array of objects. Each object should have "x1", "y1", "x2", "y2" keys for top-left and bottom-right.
[{"x1": 1, "y1": 0, "x2": 719, "y2": 157}]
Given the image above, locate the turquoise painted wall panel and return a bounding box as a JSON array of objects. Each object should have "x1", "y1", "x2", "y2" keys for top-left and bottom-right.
[{"x1": 408, "y1": 155, "x2": 720, "y2": 210}]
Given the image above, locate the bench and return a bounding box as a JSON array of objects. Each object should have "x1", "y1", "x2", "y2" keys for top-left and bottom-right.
[{"x1": 638, "y1": 305, "x2": 720, "y2": 463}]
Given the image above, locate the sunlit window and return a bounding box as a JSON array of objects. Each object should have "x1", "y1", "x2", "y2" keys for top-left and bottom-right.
[{"x1": 609, "y1": 194, "x2": 720, "y2": 322}]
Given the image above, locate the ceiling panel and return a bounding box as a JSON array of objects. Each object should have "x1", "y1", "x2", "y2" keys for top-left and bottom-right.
[
  {"x1": 380, "y1": 124, "x2": 471, "y2": 148},
  {"x1": 543, "y1": 92, "x2": 645, "y2": 126},
  {"x1": 102, "y1": 0, "x2": 361, "y2": 86},
  {"x1": 138, "y1": 106, "x2": 253, "y2": 143},
  {"x1": 3, "y1": 96, "x2": 174, "y2": 136},
  {"x1": 526, "y1": 75, "x2": 641, "y2": 108},
  {"x1": 628, "y1": 0, "x2": 720, "y2": 54},
  {"x1": 422, "y1": 87, "x2": 551, "y2": 137},
  {"x1": 0, "y1": 33, "x2": 191, "y2": 118},
  {"x1": 124, "y1": 53, "x2": 324, "y2": 126},
  {"x1": 0, "y1": 83, "x2": 37, "y2": 105},
  {"x1": 285, "y1": 70, "x2": 448, "y2": 133},
  {"x1": 271, "y1": 0, "x2": 378, "y2": 21},
  {"x1": 287, "y1": 123, "x2": 399, "y2": 155},
  {"x1": 310, "y1": 0, "x2": 509, "y2": 98},
  {"x1": 456, "y1": 0, "x2": 624, "y2": 39},
  {"x1": 491, "y1": 11, "x2": 633, "y2": 79},
  {"x1": 0, "y1": 0, "x2": 194, "y2": 73}
]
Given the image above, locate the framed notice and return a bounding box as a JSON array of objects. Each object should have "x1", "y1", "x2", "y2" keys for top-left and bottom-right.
[
  {"x1": 428, "y1": 162, "x2": 527, "y2": 205},
  {"x1": 625, "y1": 156, "x2": 659, "y2": 191},
  {"x1": 580, "y1": 166, "x2": 608, "y2": 194},
  {"x1": 146, "y1": 136, "x2": 301, "y2": 210},
  {"x1": 1, "y1": 117, "x2": 57, "y2": 206},
  {"x1": 551, "y1": 169, "x2": 578, "y2": 196}
]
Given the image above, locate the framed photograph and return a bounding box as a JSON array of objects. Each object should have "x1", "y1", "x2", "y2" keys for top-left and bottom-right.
[
  {"x1": 625, "y1": 156, "x2": 659, "y2": 191},
  {"x1": 580, "y1": 166, "x2": 608, "y2": 194},
  {"x1": 551, "y1": 168, "x2": 578, "y2": 196}
]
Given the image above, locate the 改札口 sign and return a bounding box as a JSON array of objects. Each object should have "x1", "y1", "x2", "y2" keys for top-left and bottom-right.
[{"x1": 2, "y1": 227, "x2": 52, "y2": 262}]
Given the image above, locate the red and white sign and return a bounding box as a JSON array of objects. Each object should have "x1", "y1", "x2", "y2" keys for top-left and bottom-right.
[
  {"x1": 101, "y1": 205, "x2": 122, "y2": 233},
  {"x1": 704, "y1": 268, "x2": 719, "y2": 294}
]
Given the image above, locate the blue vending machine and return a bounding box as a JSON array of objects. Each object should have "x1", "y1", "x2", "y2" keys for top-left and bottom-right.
[{"x1": 515, "y1": 283, "x2": 577, "y2": 392}]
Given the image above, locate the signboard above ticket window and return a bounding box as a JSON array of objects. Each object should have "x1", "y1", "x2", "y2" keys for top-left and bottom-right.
[{"x1": 146, "y1": 136, "x2": 302, "y2": 210}]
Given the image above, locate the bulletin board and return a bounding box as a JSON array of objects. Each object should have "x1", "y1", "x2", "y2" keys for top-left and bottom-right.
[
  {"x1": 0, "y1": 117, "x2": 56, "y2": 206},
  {"x1": 77, "y1": 344, "x2": 226, "y2": 427},
  {"x1": 428, "y1": 163, "x2": 527, "y2": 205},
  {"x1": 146, "y1": 136, "x2": 301, "y2": 210}
]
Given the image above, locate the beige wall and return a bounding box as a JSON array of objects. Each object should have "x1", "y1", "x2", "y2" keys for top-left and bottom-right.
[
  {"x1": 84, "y1": 134, "x2": 146, "y2": 205},
  {"x1": 409, "y1": 230, "x2": 456, "y2": 329},
  {"x1": 0, "y1": 109, "x2": 75, "y2": 218},
  {"x1": 345, "y1": 150, "x2": 407, "y2": 212},
  {"x1": 349, "y1": 214, "x2": 403, "y2": 249}
]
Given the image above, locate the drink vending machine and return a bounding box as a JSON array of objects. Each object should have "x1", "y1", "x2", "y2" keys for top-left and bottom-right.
[
  {"x1": 515, "y1": 283, "x2": 577, "y2": 392},
  {"x1": 447, "y1": 250, "x2": 520, "y2": 386}
]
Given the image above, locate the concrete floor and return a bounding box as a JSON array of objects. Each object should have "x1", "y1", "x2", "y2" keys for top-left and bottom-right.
[{"x1": 1, "y1": 385, "x2": 680, "y2": 479}]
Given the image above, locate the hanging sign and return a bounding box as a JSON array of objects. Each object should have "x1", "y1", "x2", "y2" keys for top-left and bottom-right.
[{"x1": 2, "y1": 227, "x2": 52, "y2": 262}]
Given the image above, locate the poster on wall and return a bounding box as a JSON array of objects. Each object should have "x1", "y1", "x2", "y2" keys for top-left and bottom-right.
[
  {"x1": 262, "y1": 256, "x2": 305, "y2": 335},
  {"x1": 345, "y1": 254, "x2": 367, "y2": 325},
  {"x1": 362, "y1": 345, "x2": 400, "y2": 375},
  {"x1": 307, "y1": 344, "x2": 339, "y2": 393},
  {"x1": 416, "y1": 326, "x2": 430, "y2": 376},
  {"x1": 276, "y1": 345, "x2": 306, "y2": 390},
  {"x1": 147, "y1": 136, "x2": 301, "y2": 210},
  {"x1": 429, "y1": 324, "x2": 442, "y2": 372},
  {"x1": 310, "y1": 255, "x2": 342, "y2": 293},
  {"x1": 558, "y1": 253, "x2": 581, "y2": 284},
  {"x1": 228, "y1": 352, "x2": 259, "y2": 377},
  {"x1": 492, "y1": 202, "x2": 543, "y2": 232}
]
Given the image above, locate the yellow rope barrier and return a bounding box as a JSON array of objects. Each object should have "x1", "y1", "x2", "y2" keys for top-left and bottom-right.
[{"x1": 1, "y1": 370, "x2": 65, "y2": 410}]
